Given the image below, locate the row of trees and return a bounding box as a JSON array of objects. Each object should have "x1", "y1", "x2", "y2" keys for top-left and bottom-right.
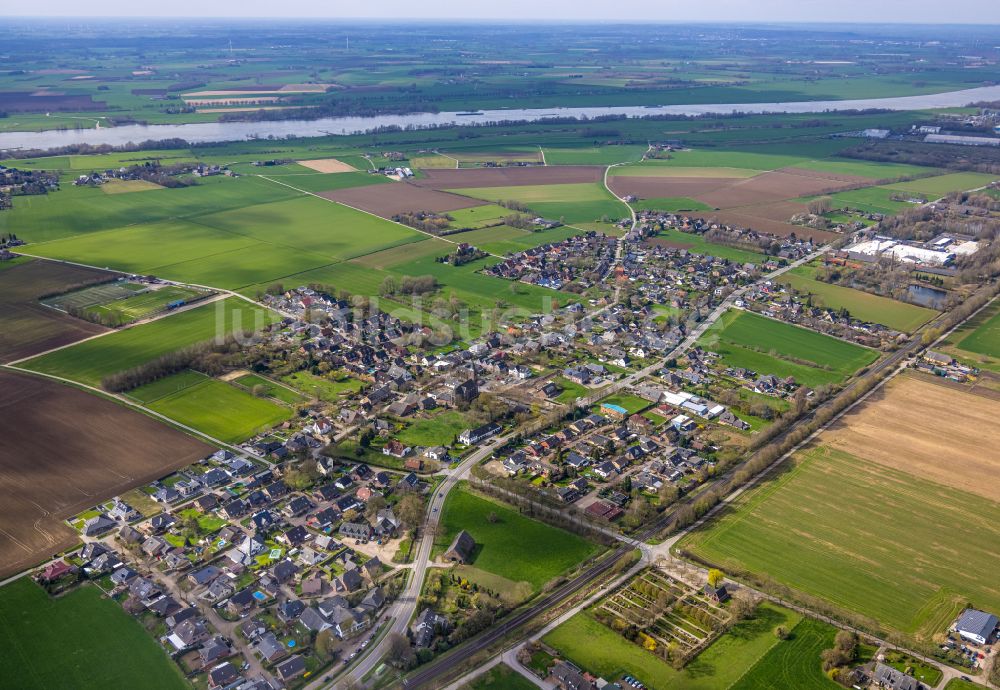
[{"x1": 100, "y1": 333, "x2": 255, "y2": 392}]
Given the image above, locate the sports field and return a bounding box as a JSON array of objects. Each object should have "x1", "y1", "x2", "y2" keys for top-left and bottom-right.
[
  {"x1": 778, "y1": 266, "x2": 937, "y2": 332},
  {"x1": 434, "y1": 483, "x2": 599, "y2": 591},
  {"x1": 0, "y1": 579, "x2": 188, "y2": 690},
  {"x1": 697, "y1": 310, "x2": 878, "y2": 386},
  {"x1": 543, "y1": 603, "x2": 811, "y2": 690},
  {"x1": 682, "y1": 445, "x2": 1000, "y2": 639},
  {"x1": 22, "y1": 298, "x2": 277, "y2": 387},
  {"x1": 445, "y1": 204, "x2": 510, "y2": 229},
  {"x1": 131, "y1": 371, "x2": 292, "y2": 443}
]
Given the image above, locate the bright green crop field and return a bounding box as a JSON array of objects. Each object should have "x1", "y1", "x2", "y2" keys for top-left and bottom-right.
[
  {"x1": 697, "y1": 310, "x2": 877, "y2": 386},
  {"x1": 542, "y1": 145, "x2": 648, "y2": 165},
  {"x1": 22, "y1": 298, "x2": 277, "y2": 387},
  {"x1": 778, "y1": 266, "x2": 937, "y2": 332},
  {"x1": 681, "y1": 446, "x2": 1000, "y2": 640},
  {"x1": 141, "y1": 373, "x2": 292, "y2": 443},
  {"x1": 434, "y1": 482, "x2": 599, "y2": 591},
  {"x1": 0, "y1": 579, "x2": 187, "y2": 690}
]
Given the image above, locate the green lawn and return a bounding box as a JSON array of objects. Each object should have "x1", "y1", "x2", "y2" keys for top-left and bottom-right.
[
  {"x1": 543, "y1": 603, "x2": 804, "y2": 690},
  {"x1": 234, "y1": 373, "x2": 307, "y2": 405},
  {"x1": 464, "y1": 663, "x2": 538, "y2": 690},
  {"x1": 940, "y1": 301, "x2": 1000, "y2": 373},
  {"x1": 778, "y1": 266, "x2": 937, "y2": 332},
  {"x1": 944, "y1": 680, "x2": 988, "y2": 690},
  {"x1": 554, "y1": 376, "x2": 590, "y2": 404},
  {"x1": 281, "y1": 370, "x2": 364, "y2": 401},
  {"x1": 395, "y1": 410, "x2": 470, "y2": 447},
  {"x1": 0, "y1": 579, "x2": 188, "y2": 690},
  {"x1": 728, "y1": 617, "x2": 839, "y2": 690},
  {"x1": 653, "y1": 229, "x2": 767, "y2": 263},
  {"x1": 681, "y1": 446, "x2": 1000, "y2": 639},
  {"x1": 143, "y1": 374, "x2": 292, "y2": 443},
  {"x1": 882, "y1": 650, "x2": 943, "y2": 687},
  {"x1": 697, "y1": 310, "x2": 878, "y2": 386},
  {"x1": 599, "y1": 393, "x2": 649, "y2": 415},
  {"x1": 434, "y1": 483, "x2": 599, "y2": 591},
  {"x1": 22, "y1": 298, "x2": 277, "y2": 387},
  {"x1": 956, "y1": 304, "x2": 1000, "y2": 358}
]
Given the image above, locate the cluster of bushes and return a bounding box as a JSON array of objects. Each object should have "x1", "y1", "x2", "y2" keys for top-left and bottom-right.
[{"x1": 393, "y1": 211, "x2": 453, "y2": 234}]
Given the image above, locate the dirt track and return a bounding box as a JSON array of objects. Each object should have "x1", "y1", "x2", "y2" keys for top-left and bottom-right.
[
  {"x1": 412, "y1": 165, "x2": 604, "y2": 189},
  {"x1": 320, "y1": 182, "x2": 487, "y2": 217},
  {"x1": 823, "y1": 373, "x2": 1000, "y2": 502},
  {"x1": 0, "y1": 370, "x2": 212, "y2": 579},
  {"x1": 0, "y1": 259, "x2": 113, "y2": 362}
]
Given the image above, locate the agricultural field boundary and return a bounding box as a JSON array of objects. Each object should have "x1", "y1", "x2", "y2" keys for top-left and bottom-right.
[{"x1": 255, "y1": 174, "x2": 504, "y2": 258}]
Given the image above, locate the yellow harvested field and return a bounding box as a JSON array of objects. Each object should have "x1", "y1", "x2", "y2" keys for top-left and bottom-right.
[
  {"x1": 100, "y1": 179, "x2": 163, "y2": 194},
  {"x1": 823, "y1": 373, "x2": 1000, "y2": 502},
  {"x1": 297, "y1": 158, "x2": 358, "y2": 173}
]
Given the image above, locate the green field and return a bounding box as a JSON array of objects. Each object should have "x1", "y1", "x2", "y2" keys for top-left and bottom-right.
[
  {"x1": 821, "y1": 187, "x2": 914, "y2": 215},
  {"x1": 434, "y1": 483, "x2": 599, "y2": 591},
  {"x1": 682, "y1": 446, "x2": 1000, "y2": 639},
  {"x1": 281, "y1": 370, "x2": 365, "y2": 401},
  {"x1": 882, "y1": 172, "x2": 998, "y2": 198},
  {"x1": 697, "y1": 310, "x2": 878, "y2": 386},
  {"x1": 0, "y1": 579, "x2": 187, "y2": 690},
  {"x1": 599, "y1": 393, "x2": 649, "y2": 414},
  {"x1": 125, "y1": 369, "x2": 210, "y2": 403},
  {"x1": 778, "y1": 266, "x2": 937, "y2": 332},
  {"x1": 447, "y1": 183, "x2": 627, "y2": 225},
  {"x1": 543, "y1": 603, "x2": 807, "y2": 690},
  {"x1": 22, "y1": 298, "x2": 277, "y2": 387},
  {"x1": 728, "y1": 618, "x2": 839, "y2": 690},
  {"x1": 464, "y1": 663, "x2": 538, "y2": 690},
  {"x1": 137, "y1": 372, "x2": 292, "y2": 443},
  {"x1": 542, "y1": 145, "x2": 648, "y2": 166},
  {"x1": 445, "y1": 204, "x2": 511, "y2": 230},
  {"x1": 653, "y1": 228, "x2": 768, "y2": 263},
  {"x1": 789, "y1": 158, "x2": 939, "y2": 180},
  {"x1": 955, "y1": 303, "x2": 1000, "y2": 358},
  {"x1": 234, "y1": 373, "x2": 307, "y2": 404},
  {"x1": 395, "y1": 410, "x2": 470, "y2": 447},
  {"x1": 3, "y1": 174, "x2": 302, "y2": 243}
]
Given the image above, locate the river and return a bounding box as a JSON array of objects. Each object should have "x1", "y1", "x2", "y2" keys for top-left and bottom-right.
[{"x1": 3, "y1": 84, "x2": 1000, "y2": 151}]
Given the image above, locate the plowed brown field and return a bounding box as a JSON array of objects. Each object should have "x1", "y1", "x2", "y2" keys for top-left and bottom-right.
[
  {"x1": 0, "y1": 370, "x2": 212, "y2": 578},
  {"x1": 823, "y1": 373, "x2": 1000, "y2": 502}
]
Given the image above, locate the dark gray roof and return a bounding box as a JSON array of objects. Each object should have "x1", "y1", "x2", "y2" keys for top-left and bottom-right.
[{"x1": 956, "y1": 608, "x2": 998, "y2": 639}]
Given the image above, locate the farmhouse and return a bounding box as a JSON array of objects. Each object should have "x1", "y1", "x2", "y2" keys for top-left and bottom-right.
[
  {"x1": 458, "y1": 422, "x2": 501, "y2": 445},
  {"x1": 954, "y1": 608, "x2": 998, "y2": 645},
  {"x1": 444, "y1": 530, "x2": 476, "y2": 564},
  {"x1": 872, "y1": 662, "x2": 921, "y2": 690}
]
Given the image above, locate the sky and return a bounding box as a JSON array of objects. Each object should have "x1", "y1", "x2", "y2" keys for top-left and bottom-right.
[{"x1": 1, "y1": 0, "x2": 998, "y2": 23}]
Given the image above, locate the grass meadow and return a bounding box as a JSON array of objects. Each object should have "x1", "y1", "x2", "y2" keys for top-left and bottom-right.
[
  {"x1": 940, "y1": 301, "x2": 1000, "y2": 373},
  {"x1": 434, "y1": 483, "x2": 599, "y2": 591},
  {"x1": 139, "y1": 373, "x2": 292, "y2": 443},
  {"x1": 652, "y1": 228, "x2": 767, "y2": 263},
  {"x1": 728, "y1": 617, "x2": 839, "y2": 690},
  {"x1": 697, "y1": 310, "x2": 878, "y2": 386},
  {"x1": 681, "y1": 446, "x2": 1000, "y2": 640},
  {"x1": 0, "y1": 579, "x2": 187, "y2": 690},
  {"x1": 778, "y1": 266, "x2": 937, "y2": 332},
  {"x1": 22, "y1": 298, "x2": 277, "y2": 387}
]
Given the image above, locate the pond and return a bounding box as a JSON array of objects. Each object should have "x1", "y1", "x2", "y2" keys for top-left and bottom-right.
[{"x1": 907, "y1": 284, "x2": 948, "y2": 308}]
